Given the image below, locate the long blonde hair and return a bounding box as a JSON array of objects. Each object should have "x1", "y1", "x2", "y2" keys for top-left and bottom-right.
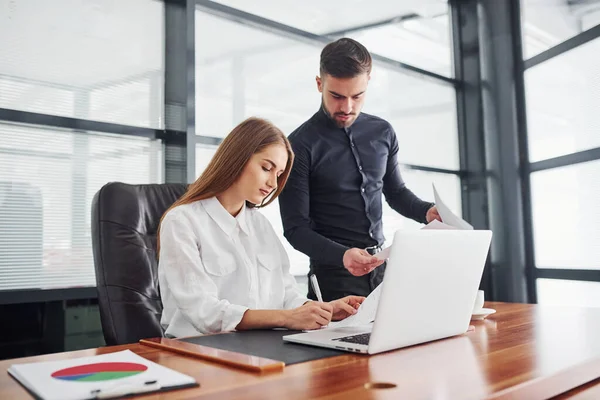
[{"x1": 157, "y1": 117, "x2": 294, "y2": 252}]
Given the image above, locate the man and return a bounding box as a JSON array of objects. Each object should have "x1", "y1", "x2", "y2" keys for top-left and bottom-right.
[{"x1": 279, "y1": 38, "x2": 441, "y2": 301}]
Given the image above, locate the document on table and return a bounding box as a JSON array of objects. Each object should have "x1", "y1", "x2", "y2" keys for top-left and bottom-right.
[{"x1": 7, "y1": 350, "x2": 198, "y2": 400}]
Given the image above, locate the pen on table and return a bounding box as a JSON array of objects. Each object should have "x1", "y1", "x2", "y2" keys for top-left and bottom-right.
[
  {"x1": 310, "y1": 274, "x2": 324, "y2": 303},
  {"x1": 91, "y1": 380, "x2": 160, "y2": 399}
]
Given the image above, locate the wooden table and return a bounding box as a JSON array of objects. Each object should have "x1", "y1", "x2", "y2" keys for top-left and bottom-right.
[{"x1": 4, "y1": 302, "x2": 600, "y2": 399}]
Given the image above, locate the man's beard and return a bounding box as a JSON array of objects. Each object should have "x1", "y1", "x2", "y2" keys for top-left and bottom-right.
[{"x1": 321, "y1": 102, "x2": 356, "y2": 128}]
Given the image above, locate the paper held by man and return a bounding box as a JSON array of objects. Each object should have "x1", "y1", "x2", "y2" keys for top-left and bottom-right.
[{"x1": 375, "y1": 183, "x2": 473, "y2": 262}]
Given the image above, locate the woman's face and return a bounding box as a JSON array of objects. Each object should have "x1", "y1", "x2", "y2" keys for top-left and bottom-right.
[{"x1": 234, "y1": 143, "x2": 288, "y2": 205}]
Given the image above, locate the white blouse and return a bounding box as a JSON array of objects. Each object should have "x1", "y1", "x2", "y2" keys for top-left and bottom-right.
[{"x1": 158, "y1": 197, "x2": 308, "y2": 337}]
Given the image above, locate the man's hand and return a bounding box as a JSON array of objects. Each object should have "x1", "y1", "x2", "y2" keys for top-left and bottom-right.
[
  {"x1": 329, "y1": 295, "x2": 365, "y2": 321},
  {"x1": 343, "y1": 248, "x2": 385, "y2": 276},
  {"x1": 426, "y1": 206, "x2": 442, "y2": 223}
]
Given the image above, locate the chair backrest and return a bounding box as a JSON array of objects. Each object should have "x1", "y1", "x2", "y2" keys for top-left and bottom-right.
[{"x1": 91, "y1": 182, "x2": 188, "y2": 345}]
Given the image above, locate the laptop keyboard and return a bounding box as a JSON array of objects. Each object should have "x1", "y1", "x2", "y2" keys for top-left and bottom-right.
[{"x1": 333, "y1": 332, "x2": 371, "y2": 345}]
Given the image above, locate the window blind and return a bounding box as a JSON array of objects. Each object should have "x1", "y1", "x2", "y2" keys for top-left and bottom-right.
[
  {"x1": 0, "y1": 123, "x2": 164, "y2": 291},
  {"x1": 0, "y1": 0, "x2": 166, "y2": 291}
]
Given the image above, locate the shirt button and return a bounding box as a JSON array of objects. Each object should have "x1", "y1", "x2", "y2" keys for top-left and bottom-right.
[
  {"x1": 350, "y1": 141, "x2": 355, "y2": 147},
  {"x1": 361, "y1": 187, "x2": 365, "y2": 193},
  {"x1": 359, "y1": 165, "x2": 363, "y2": 171}
]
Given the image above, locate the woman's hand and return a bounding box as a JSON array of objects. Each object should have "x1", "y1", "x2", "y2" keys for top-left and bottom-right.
[
  {"x1": 329, "y1": 296, "x2": 365, "y2": 321},
  {"x1": 283, "y1": 302, "x2": 333, "y2": 330}
]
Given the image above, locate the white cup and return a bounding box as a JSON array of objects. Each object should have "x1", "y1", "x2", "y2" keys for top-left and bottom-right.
[{"x1": 473, "y1": 290, "x2": 484, "y2": 313}]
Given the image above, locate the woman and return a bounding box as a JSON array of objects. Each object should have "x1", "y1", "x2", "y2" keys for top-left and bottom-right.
[{"x1": 157, "y1": 117, "x2": 364, "y2": 337}]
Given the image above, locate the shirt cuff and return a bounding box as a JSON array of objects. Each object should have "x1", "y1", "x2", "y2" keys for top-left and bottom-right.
[
  {"x1": 422, "y1": 202, "x2": 435, "y2": 224},
  {"x1": 222, "y1": 303, "x2": 250, "y2": 332}
]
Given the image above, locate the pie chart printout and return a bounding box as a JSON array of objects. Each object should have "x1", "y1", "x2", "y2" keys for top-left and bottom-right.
[{"x1": 50, "y1": 362, "x2": 148, "y2": 382}]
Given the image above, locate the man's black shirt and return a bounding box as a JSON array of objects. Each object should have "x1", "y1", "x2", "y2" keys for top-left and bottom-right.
[{"x1": 279, "y1": 107, "x2": 433, "y2": 298}]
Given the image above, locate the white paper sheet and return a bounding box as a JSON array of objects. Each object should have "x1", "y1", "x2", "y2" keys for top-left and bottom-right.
[
  {"x1": 433, "y1": 183, "x2": 473, "y2": 230},
  {"x1": 375, "y1": 246, "x2": 391, "y2": 261},
  {"x1": 325, "y1": 283, "x2": 383, "y2": 330}
]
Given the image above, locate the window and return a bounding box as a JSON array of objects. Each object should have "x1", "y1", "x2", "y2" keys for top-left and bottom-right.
[
  {"x1": 363, "y1": 71, "x2": 458, "y2": 170},
  {"x1": 530, "y1": 160, "x2": 600, "y2": 270},
  {"x1": 0, "y1": 123, "x2": 163, "y2": 291},
  {"x1": 212, "y1": 0, "x2": 453, "y2": 76},
  {"x1": 345, "y1": 8, "x2": 452, "y2": 77},
  {"x1": 0, "y1": 0, "x2": 165, "y2": 292},
  {"x1": 520, "y1": 0, "x2": 600, "y2": 305},
  {"x1": 537, "y1": 279, "x2": 600, "y2": 308},
  {"x1": 195, "y1": 11, "x2": 320, "y2": 137},
  {"x1": 521, "y1": 0, "x2": 600, "y2": 59},
  {"x1": 525, "y1": 37, "x2": 600, "y2": 162},
  {"x1": 0, "y1": 0, "x2": 164, "y2": 128},
  {"x1": 195, "y1": 144, "x2": 218, "y2": 178}
]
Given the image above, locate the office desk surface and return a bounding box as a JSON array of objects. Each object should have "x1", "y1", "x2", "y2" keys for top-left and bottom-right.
[{"x1": 3, "y1": 302, "x2": 600, "y2": 399}]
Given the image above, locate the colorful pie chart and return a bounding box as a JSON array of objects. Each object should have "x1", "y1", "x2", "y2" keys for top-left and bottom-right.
[{"x1": 51, "y1": 362, "x2": 148, "y2": 382}]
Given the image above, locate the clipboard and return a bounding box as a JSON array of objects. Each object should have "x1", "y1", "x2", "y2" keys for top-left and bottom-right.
[{"x1": 140, "y1": 337, "x2": 285, "y2": 373}]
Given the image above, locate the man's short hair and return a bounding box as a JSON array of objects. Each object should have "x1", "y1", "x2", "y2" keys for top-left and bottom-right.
[{"x1": 320, "y1": 38, "x2": 372, "y2": 78}]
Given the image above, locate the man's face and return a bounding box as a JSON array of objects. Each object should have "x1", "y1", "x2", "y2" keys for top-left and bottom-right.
[{"x1": 317, "y1": 73, "x2": 369, "y2": 128}]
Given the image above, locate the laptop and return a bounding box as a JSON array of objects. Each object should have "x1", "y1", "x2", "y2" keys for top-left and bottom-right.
[{"x1": 283, "y1": 229, "x2": 493, "y2": 355}]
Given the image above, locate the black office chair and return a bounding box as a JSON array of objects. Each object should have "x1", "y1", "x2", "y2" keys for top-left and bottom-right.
[{"x1": 91, "y1": 182, "x2": 188, "y2": 345}]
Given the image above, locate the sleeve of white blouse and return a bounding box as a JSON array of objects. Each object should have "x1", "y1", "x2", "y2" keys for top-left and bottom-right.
[{"x1": 159, "y1": 211, "x2": 248, "y2": 333}]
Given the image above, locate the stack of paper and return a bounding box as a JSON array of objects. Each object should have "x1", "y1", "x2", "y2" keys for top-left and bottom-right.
[{"x1": 8, "y1": 350, "x2": 198, "y2": 400}]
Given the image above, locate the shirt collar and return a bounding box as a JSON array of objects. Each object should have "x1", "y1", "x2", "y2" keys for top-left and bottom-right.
[
  {"x1": 315, "y1": 106, "x2": 339, "y2": 129},
  {"x1": 202, "y1": 197, "x2": 250, "y2": 237},
  {"x1": 315, "y1": 105, "x2": 362, "y2": 131},
  {"x1": 236, "y1": 204, "x2": 250, "y2": 235}
]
